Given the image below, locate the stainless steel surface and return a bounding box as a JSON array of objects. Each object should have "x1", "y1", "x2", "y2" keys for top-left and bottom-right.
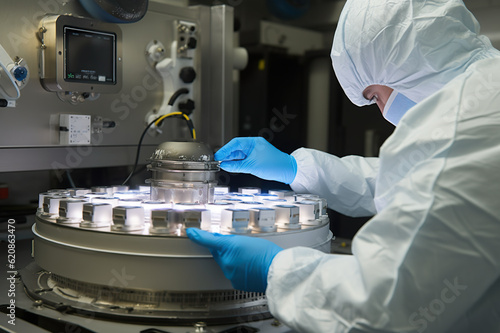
[
  {"x1": 2, "y1": 270, "x2": 295, "y2": 332},
  {"x1": 150, "y1": 140, "x2": 215, "y2": 162},
  {"x1": 29, "y1": 201, "x2": 330, "y2": 329},
  {"x1": 199, "y1": 5, "x2": 235, "y2": 150},
  {"x1": 148, "y1": 141, "x2": 220, "y2": 203},
  {"x1": 32, "y1": 211, "x2": 332, "y2": 291},
  {"x1": 21, "y1": 262, "x2": 271, "y2": 324},
  {"x1": 0, "y1": 1, "x2": 235, "y2": 171},
  {"x1": 1, "y1": 238, "x2": 296, "y2": 331}
]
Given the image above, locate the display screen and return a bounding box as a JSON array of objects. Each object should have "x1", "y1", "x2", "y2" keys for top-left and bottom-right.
[{"x1": 64, "y1": 26, "x2": 116, "y2": 85}]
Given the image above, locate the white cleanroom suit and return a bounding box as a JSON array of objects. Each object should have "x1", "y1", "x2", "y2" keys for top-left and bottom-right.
[{"x1": 266, "y1": 0, "x2": 500, "y2": 332}]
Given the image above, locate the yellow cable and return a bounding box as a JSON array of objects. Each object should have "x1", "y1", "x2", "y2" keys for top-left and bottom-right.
[
  {"x1": 154, "y1": 112, "x2": 184, "y2": 127},
  {"x1": 154, "y1": 112, "x2": 196, "y2": 140}
]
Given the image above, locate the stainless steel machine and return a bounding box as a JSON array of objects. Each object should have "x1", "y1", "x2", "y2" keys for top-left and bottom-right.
[
  {"x1": 0, "y1": 1, "x2": 332, "y2": 331},
  {"x1": 0, "y1": 0, "x2": 236, "y2": 173},
  {"x1": 11, "y1": 140, "x2": 332, "y2": 332}
]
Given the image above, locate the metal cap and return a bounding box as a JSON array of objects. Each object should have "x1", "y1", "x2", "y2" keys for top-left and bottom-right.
[
  {"x1": 148, "y1": 141, "x2": 220, "y2": 171},
  {"x1": 148, "y1": 142, "x2": 220, "y2": 204}
]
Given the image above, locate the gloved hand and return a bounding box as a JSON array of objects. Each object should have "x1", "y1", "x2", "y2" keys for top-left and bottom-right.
[
  {"x1": 186, "y1": 228, "x2": 283, "y2": 292},
  {"x1": 215, "y1": 137, "x2": 297, "y2": 184}
]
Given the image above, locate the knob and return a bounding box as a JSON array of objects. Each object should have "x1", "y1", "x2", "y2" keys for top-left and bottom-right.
[
  {"x1": 13, "y1": 66, "x2": 28, "y2": 82},
  {"x1": 178, "y1": 99, "x2": 195, "y2": 114},
  {"x1": 187, "y1": 37, "x2": 197, "y2": 49},
  {"x1": 179, "y1": 67, "x2": 196, "y2": 84}
]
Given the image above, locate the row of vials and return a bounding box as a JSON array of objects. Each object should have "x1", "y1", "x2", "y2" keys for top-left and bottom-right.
[{"x1": 37, "y1": 186, "x2": 328, "y2": 235}]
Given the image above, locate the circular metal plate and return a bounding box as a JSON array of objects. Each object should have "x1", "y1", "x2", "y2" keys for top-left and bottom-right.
[
  {"x1": 33, "y1": 215, "x2": 332, "y2": 291},
  {"x1": 20, "y1": 262, "x2": 272, "y2": 325}
]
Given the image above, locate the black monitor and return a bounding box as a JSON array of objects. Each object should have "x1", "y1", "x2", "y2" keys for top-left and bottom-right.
[
  {"x1": 64, "y1": 27, "x2": 116, "y2": 85},
  {"x1": 39, "y1": 15, "x2": 122, "y2": 94}
]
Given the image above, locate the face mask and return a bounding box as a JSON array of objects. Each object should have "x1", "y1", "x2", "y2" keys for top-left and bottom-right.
[{"x1": 382, "y1": 91, "x2": 417, "y2": 126}]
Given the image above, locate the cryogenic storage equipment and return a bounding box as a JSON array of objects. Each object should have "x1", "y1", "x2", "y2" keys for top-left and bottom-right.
[{"x1": 20, "y1": 142, "x2": 332, "y2": 331}]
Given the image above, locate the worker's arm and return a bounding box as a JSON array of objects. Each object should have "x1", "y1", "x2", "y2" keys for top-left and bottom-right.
[
  {"x1": 269, "y1": 155, "x2": 500, "y2": 332},
  {"x1": 266, "y1": 69, "x2": 500, "y2": 332},
  {"x1": 291, "y1": 148, "x2": 379, "y2": 217},
  {"x1": 215, "y1": 137, "x2": 379, "y2": 217},
  {"x1": 268, "y1": 156, "x2": 500, "y2": 332}
]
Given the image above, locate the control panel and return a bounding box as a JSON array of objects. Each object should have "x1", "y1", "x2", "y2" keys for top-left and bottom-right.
[{"x1": 38, "y1": 15, "x2": 123, "y2": 103}]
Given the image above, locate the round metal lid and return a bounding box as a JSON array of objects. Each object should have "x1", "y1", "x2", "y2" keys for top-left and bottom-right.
[
  {"x1": 150, "y1": 141, "x2": 215, "y2": 162},
  {"x1": 149, "y1": 141, "x2": 220, "y2": 172}
]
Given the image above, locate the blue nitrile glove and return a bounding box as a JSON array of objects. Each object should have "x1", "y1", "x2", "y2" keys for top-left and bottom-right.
[
  {"x1": 186, "y1": 228, "x2": 283, "y2": 292},
  {"x1": 215, "y1": 137, "x2": 297, "y2": 184}
]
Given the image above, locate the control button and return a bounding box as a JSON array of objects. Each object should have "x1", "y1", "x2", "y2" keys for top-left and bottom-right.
[
  {"x1": 187, "y1": 37, "x2": 197, "y2": 49},
  {"x1": 179, "y1": 67, "x2": 196, "y2": 84},
  {"x1": 13, "y1": 66, "x2": 28, "y2": 81},
  {"x1": 178, "y1": 99, "x2": 195, "y2": 114}
]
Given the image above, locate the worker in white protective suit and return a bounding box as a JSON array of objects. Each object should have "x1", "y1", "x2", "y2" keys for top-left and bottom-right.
[{"x1": 186, "y1": 0, "x2": 500, "y2": 332}]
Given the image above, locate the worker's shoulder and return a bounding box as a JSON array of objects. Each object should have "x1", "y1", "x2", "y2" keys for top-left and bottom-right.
[
  {"x1": 461, "y1": 57, "x2": 500, "y2": 98},
  {"x1": 449, "y1": 57, "x2": 500, "y2": 122}
]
